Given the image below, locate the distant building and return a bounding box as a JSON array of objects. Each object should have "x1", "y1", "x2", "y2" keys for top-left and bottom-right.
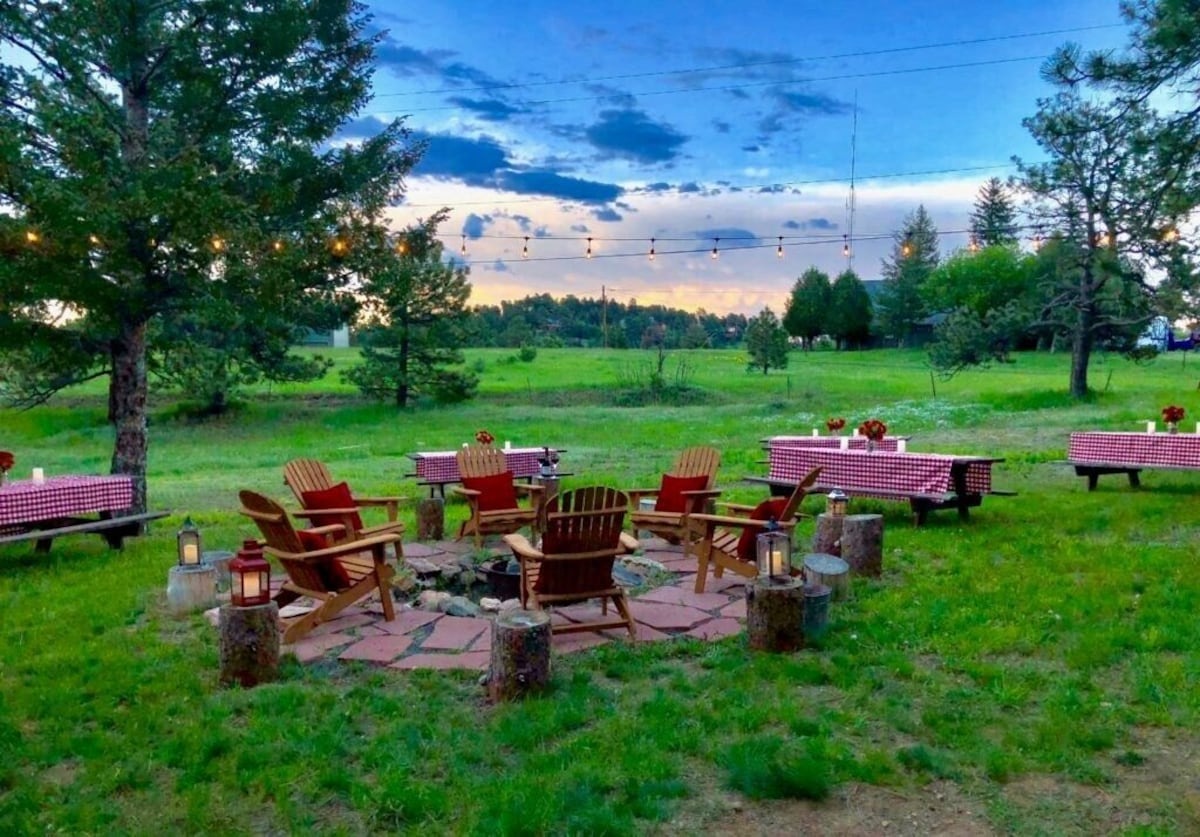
[{"x1": 299, "y1": 326, "x2": 350, "y2": 348}]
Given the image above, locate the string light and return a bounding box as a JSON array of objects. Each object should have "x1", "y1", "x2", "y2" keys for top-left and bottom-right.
[
  {"x1": 842, "y1": 234, "x2": 850, "y2": 257},
  {"x1": 25, "y1": 230, "x2": 39, "y2": 244},
  {"x1": 648, "y1": 238, "x2": 655, "y2": 261},
  {"x1": 88, "y1": 234, "x2": 101, "y2": 246},
  {"x1": 210, "y1": 236, "x2": 226, "y2": 252},
  {"x1": 776, "y1": 236, "x2": 784, "y2": 258},
  {"x1": 522, "y1": 236, "x2": 529, "y2": 258},
  {"x1": 710, "y1": 237, "x2": 720, "y2": 260},
  {"x1": 1095, "y1": 230, "x2": 1111, "y2": 247},
  {"x1": 901, "y1": 233, "x2": 913, "y2": 257},
  {"x1": 1162, "y1": 227, "x2": 1180, "y2": 243},
  {"x1": 1032, "y1": 230, "x2": 1044, "y2": 251},
  {"x1": 461, "y1": 235, "x2": 467, "y2": 257},
  {"x1": 272, "y1": 239, "x2": 285, "y2": 252},
  {"x1": 396, "y1": 239, "x2": 407, "y2": 255},
  {"x1": 968, "y1": 234, "x2": 979, "y2": 252},
  {"x1": 330, "y1": 238, "x2": 348, "y2": 256},
  {"x1": 586, "y1": 237, "x2": 593, "y2": 258}
]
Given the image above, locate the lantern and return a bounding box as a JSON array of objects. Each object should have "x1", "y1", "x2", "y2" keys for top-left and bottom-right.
[
  {"x1": 229, "y1": 540, "x2": 271, "y2": 607},
  {"x1": 826, "y1": 489, "x2": 849, "y2": 517},
  {"x1": 177, "y1": 516, "x2": 202, "y2": 566},
  {"x1": 756, "y1": 520, "x2": 792, "y2": 581}
]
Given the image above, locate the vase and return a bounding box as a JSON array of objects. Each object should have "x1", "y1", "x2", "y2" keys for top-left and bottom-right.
[
  {"x1": 866, "y1": 440, "x2": 877, "y2": 453},
  {"x1": 1168, "y1": 422, "x2": 1179, "y2": 434}
]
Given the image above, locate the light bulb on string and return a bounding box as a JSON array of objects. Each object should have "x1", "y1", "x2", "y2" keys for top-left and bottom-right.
[
  {"x1": 711, "y1": 237, "x2": 719, "y2": 260},
  {"x1": 842, "y1": 235, "x2": 850, "y2": 257},
  {"x1": 522, "y1": 236, "x2": 529, "y2": 259},
  {"x1": 1032, "y1": 230, "x2": 1043, "y2": 251},
  {"x1": 88, "y1": 234, "x2": 101, "y2": 247},
  {"x1": 211, "y1": 236, "x2": 226, "y2": 253},
  {"x1": 1162, "y1": 227, "x2": 1180, "y2": 243},
  {"x1": 272, "y1": 239, "x2": 285, "y2": 252},
  {"x1": 968, "y1": 234, "x2": 979, "y2": 252},
  {"x1": 901, "y1": 234, "x2": 913, "y2": 257},
  {"x1": 776, "y1": 236, "x2": 784, "y2": 259},
  {"x1": 25, "y1": 230, "x2": 40, "y2": 244},
  {"x1": 586, "y1": 237, "x2": 593, "y2": 259},
  {"x1": 1095, "y1": 230, "x2": 1111, "y2": 248},
  {"x1": 330, "y1": 237, "x2": 348, "y2": 256},
  {"x1": 648, "y1": 238, "x2": 655, "y2": 261},
  {"x1": 396, "y1": 239, "x2": 407, "y2": 255}
]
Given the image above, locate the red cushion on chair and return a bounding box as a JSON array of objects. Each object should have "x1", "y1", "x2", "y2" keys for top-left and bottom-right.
[
  {"x1": 301, "y1": 482, "x2": 364, "y2": 531},
  {"x1": 295, "y1": 530, "x2": 352, "y2": 589},
  {"x1": 653, "y1": 473, "x2": 710, "y2": 513},
  {"x1": 462, "y1": 471, "x2": 519, "y2": 512},
  {"x1": 297, "y1": 529, "x2": 331, "y2": 551},
  {"x1": 735, "y1": 497, "x2": 790, "y2": 562}
]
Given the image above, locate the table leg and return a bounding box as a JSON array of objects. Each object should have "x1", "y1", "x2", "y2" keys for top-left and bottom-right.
[
  {"x1": 1127, "y1": 470, "x2": 1141, "y2": 489},
  {"x1": 951, "y1": 465, "x2": 971, "y2": 521}
]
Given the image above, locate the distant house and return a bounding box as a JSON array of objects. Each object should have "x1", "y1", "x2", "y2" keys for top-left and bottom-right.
[
  {"x1": 860, "y1": 279, "x2": 943, "y2": 347},
  {"x1": 299, "y1": 326, "x2": 350, "y2": 348}
]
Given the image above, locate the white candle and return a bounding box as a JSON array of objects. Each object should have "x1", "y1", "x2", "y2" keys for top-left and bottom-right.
[
  {"x1": 853, "y1": 428, "x2": 860, "y2": 436},
  {"x1": 243, "y1": 572, "x2": 261, "y2": 600},
  {"x1": 811, "y1": 428, "x2": 819, "y2": 437},
  {"x1": 839, "y1": 436, "x2": 849, "y2": 450},
  {"x1": 897, "y1": 439, "x2": 907, "y2": 453},
  {"x1": 770, "y1": 546, "x2": 787, "y2": 577},
  {"x1": 182, "y1": 543, "x2": 198, "y2": 564},
  {"x1": 31, "y1": 468, "x2": 44, "y2": 484},
  {"x1": 1196, "y1": 422, "x2": 1199, "y2": 434},
  {"x1": 504, "y1": 440, "x2": 512, "y2": 450},
  {"x1": 1147, "y1": 421, "x2": 1156, "y2": 434}
]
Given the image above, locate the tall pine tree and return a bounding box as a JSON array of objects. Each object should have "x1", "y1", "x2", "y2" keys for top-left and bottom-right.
[
  {"x1": 969, "y1": 178, "x2": 1019, "y2": 246},
  {"x1": 875, "y1": 206, "x2": 940, "y2": 347}
]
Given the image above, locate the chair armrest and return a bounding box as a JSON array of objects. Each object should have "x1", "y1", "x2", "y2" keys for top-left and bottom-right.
[
  {"x1": 293, "y1": 507, "x2": 361, "y2": 518},
  {"x1": 688, "y1": 513, "x2": 799, "y2": 531},
  {"x1": 502, "y1": 533, "x2": 543, "y2": 561},
  {"x1": 680, "y1": 488, "x2": 722, "y2": 498},
  {"x1": 514, "y1": 484, "x2": 544, "y2": 496},
  {"x1": 618, "y1": 532, "x2": 640, "y2": 554},
  {"x1": 267, "y1": 531, "x2": 399, "y2": 562},
  {"x1": 352, "y1": 495, "x2": 405, "y2": 505},
  {"x1": 291, "y1": 522, "x2": 347, "y2": 538},
  {"x1": 450, "y1": 487, "x2": 480, "y2": 498},
  {"x1": 716, "y1": 502, "x2": 755, "y2": 514}
]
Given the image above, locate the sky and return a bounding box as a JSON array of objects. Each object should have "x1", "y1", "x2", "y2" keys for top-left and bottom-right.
[{"x1": 358, "y1": 0, "x2": 1131, "y2": 314}]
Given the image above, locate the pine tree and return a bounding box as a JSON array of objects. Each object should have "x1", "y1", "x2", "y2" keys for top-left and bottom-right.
[
  {"x1": 969, "y1": 178, "x2": 1019, "y2": 246},
  {"x1": 875, "y1": 206, "x2": 940, "y2": 347},
  {"x1": 745, "y1": 308, "x2": 789, "y2": 374}
]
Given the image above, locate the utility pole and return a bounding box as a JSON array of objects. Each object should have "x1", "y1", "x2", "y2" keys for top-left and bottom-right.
[{"x1": 601, "y1": 284, "x2": 608, "y2": 349}]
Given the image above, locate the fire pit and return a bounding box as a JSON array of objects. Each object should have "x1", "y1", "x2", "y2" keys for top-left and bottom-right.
[{"x1": 478, "y1": 558, "x2": 521, "y2": 600}]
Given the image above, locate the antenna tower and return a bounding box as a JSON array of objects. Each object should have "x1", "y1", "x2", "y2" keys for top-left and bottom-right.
[{"x1": 844, "y1": 91, "x2": 858, "y2": 270}]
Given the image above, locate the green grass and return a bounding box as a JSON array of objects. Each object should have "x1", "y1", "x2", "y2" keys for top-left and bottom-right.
[{"x1": 2, "y1": 347, "x2": 1200, "y2": 834}]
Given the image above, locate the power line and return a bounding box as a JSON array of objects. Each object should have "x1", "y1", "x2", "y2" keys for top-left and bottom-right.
[{"x1": 377, "y1": 23, "x2": 1125, "y2": 100}]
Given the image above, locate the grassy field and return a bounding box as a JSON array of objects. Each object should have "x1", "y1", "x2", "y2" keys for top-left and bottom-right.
[{"x1": 1, "y1": 347, "x2": 1198, "y2": 835}]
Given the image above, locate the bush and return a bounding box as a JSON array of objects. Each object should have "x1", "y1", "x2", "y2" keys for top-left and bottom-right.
[{"x1": 518, "y1": 344, "x2": 537, "y2": 362}]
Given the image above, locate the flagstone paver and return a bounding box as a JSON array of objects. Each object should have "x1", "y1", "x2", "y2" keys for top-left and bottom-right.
[
  {"x1": 719, "y1": 599, "x2": 747, "y2": 619},
  {"x1": 285, "y1": 632, "x2": 356, "y2": 662},
  {"x1": 626, "y1": 601, "x2": 716, "y2": 631},
  {"x1": 390, "y1": 651, "x2": 490, "y2": 671},
  {"x1": 308, "y1": 612, "x2": 377, "y2": 637},
  {"x1": 635, "y1": 586, "x2": 734, "y2": 611},
  {"x1": 553, "y1": 632, "x2": 612, "y2": 654},
  {"x1": 377, "y1": 608, "x2": 443, "y2": 635},
  {"x1": 422, "y1": 615, "x2": 489, "y2": 651},
  {"x1": 339, "y1": 633, "x2": 414, "y2": 663},
  {"x1": 401, "y1": 541, "x2": 442, "y2": 558},
  {"x1": 684, "y1": 618, "x2": 743, "y2": 641}
]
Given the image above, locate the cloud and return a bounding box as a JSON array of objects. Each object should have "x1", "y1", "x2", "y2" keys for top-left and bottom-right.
[
  {"x1": 412, "y1": 132, "x2": 511, "y2": 182},
  {"x1": 644, "y1": 182, "x2": 672, "y2": 192},
  {"x1": 375, "y1": 40, "x2": 506, "y2": 89},
  {"x1": 742, "y1": 144, "x2": 761, "y2": 153},
  {"x1": 462, "y1": 213, "x2": 491, "y2": 238},
  {"x1": 583, "y1": 83, "x2": 637, "y2": 108},
  {"x1": 446, "y1": 97, "x2": 526, "y2": 122},
  {"x1": 712, "y1": 120, "x2": 731, "y2": 134},
  {"x1": 770, "y1": 89, "x2": 850, "y2": 116},
  {"x1": 336, "y1": 115, "x2": 393, "y2": 140},
  {"x1": 584, "y1": 109, "x2": 688, "y2": 163},
  {"x1": 592, "y1": 207, "x2": 623, "y2": 222},
  {"x1": 694, "y1": 227, "x2": 762, "y2": 245},
  {"x1": 678, "y1": 182, "x2": 701, "y2": 193},
  {"x1": 758, "y1": 184, "x2": 787, "y2": 194},
  {"x1": 490, "y1": 259, "x2": 510, "y2": 273},
  {"x1": 496, "y1": 170, "x2": 623, "y2": 204},
  {"x1": 570, "y1": 224, "x2": 590, "y2": 233},
  {"x1": 783, "y1": 217, "x2": 838, "y2": 230}
]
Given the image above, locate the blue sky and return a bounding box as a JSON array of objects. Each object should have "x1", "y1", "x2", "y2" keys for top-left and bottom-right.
[{"x1": 364, "y1": 0, "x2": 1129, "y2": 313}]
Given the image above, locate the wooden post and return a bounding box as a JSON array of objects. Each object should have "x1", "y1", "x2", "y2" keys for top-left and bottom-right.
[
  {"x1": 803, "y1": 553, "x2": 850, "y2": 601},
  {"x1": 841, "y1": 514, "x2": 884, "y2": 577},
  {"x1": 486, "y1": 609, "x2": 552, "y2": 702},
  {"x1": 416, "y1": 497, "x2": 444, "y2": 540},
  {"x1": 166, "y1": 564, "x2": 217, "y2": 614},
  {"x1": 746, "y1": 577, "x2": 805, "y2": 652},
  {"x1": 812, "y1": 513, "x2": 845, "y2": 555},
  {"x1": 219, "y1": 603, "x2": 280, "y2": 688}
]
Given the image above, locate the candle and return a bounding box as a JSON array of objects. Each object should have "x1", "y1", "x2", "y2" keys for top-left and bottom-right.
[
  {"x1": 1147, "y1": 421, "x2": 1156, "y2": 434},
  {"x1": 839, "y1": 436, "x2": 849, "y2": 450},
  {"x1": 770, "y1": 545, "x2": 787, "y2": 576},
  {"x1": 182, "y1": 543, "x2": 198, "y2": 564},
  {"x1": 811, "y1": 428, "x2": 819, "y2": 437},
  {"x1": 897, "y1": 439, "x2": 907, "y2": 453},
  {"x1": 852, "y1": 428, "x2": 860, "y2": 436},
  {"x1": 243, "y1": 572, "x2": 261, "y2": 600},
  {"x1": 31, "y1": 467, "x2": 44, "y2": 484},
  {"x1": 504, "y1": 440, "x2": 511, "y2": 450}
]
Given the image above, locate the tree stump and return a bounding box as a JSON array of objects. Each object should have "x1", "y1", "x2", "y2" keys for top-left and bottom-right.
[
  {"x1": 219, "y1": 603, "x2": 280, "y2": 688},
  {"x1": 841, "y1": 514, "x2": 884, "y2": 577},
  {"x1": 486, "y1": 609, "x2": 552, "y2": 702},
  {"x1": 746, "y1": 577, "x2": 805, "y2": 652},
  {"x1": 803, "y1": 553, "x2": 850, "y2": 601},
  {"x1": 812, "y1": 513, "x2": 845, "y2": 556},
  {"x1": 166, "y1": 564, "x2": 217, "y2": 615},
  {"x1": 416, "y1": 497, "x2": 444, "y2": 540}
]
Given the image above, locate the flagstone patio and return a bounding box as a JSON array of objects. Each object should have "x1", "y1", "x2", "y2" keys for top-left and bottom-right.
[{"x1": 207, "y1": 536, "x2": 752, "y2": 670}]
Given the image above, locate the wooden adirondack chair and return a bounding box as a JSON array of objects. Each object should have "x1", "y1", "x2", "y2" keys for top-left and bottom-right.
[
  {"x1": 239, "y1": 490, "x2": 398, "y2": 643},
  {"x1": 283, "y1": 458, "x2": 405, "y2": 549},
  {"x1": 502, "y1": 486, "x2": 636, "y2": 638},
  {"x1": 451, "y1": 444, "x2": 541, "y2": 547},
  {"x1": 625, "y1": 445, "x2": 722, "y2": 558},
  {"x1": 688, "y1": 467, "x2": 821, "y2": 594}
]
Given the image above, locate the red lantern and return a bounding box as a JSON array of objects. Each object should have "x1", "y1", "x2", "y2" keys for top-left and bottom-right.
[{"x1": 229, "y1": 539, "x2": 271, "y2": 607}]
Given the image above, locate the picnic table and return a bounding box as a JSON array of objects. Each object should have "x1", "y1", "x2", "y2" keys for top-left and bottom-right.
[
  {"x1": 751, "y1": 445, "x2": 1006, "y2": 525},
  {"x1": 762, "y1": 435, "x2": 909, "y2": 452},
  {"x1": 407, "y1": 447, "x2": 565, "y2": 497},
  {"x1": 0, "y1": 475, "x2": 166, "y2": 551},
  {"x1": 1067, "y1": 431, "x2": 1200, "y2": 490}
]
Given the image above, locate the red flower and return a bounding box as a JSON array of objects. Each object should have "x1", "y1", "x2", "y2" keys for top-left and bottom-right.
[
  {"x1": 825, "y1": 417, "x2": 846, "y2": 432},
  {"x1": 474, "y1": 429, "x2": 495, "y2": 445},
  {"x1": 858, "y1": 419, "x2": 888, "y2": 441},
  {"x1": 1162, "y1": 405, "x2": 1185, "y2": 423},
  {"x1": 0, "y1": 451, "x2": 12, "y2": 472}
]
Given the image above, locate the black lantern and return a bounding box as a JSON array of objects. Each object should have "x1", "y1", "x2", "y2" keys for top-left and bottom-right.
[
  {"x1": 229, "y1": 540, "x2": 271, "y2": 607},
  {"x1": 177, "y1": 516, "x2": 202, "y2": 567},
  {"x1": 756, "y1": 519, "x2": 791, "y2": 581},
  {"x1": 826, "y1": 490, "x2": 849, "y2": 517}
]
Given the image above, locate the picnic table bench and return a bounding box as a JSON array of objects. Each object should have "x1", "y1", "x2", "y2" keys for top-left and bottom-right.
[
  {"x1": 0, "y1": 475, "x2": 167, "y2": 552},
  {"x1": 754, "y1": 445, "x2": 1007, "y2": 525},
  {"x1": 1067, "y1": 431, "x2": 1200, "y2": 490},
  {"x1": 406, "y1": 447, "x2": 565, "y2": 497}
]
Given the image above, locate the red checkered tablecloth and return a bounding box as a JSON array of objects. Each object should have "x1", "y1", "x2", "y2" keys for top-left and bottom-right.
[
  {"x1": 1068, "y1": 432, "x2": 1200, "y2": 468},
  {"x1": 768, "y1": 447, "x2": 993, "y2": 498},
  {"x1": 0, "y1": 475, "x2": 134, "y2": 527},
  {"x1": 411, "y1": 448, "x2": 558, "y2": 483},
  {"x1": 767, "y1": 436, "x2": 904, "y2": 452}
]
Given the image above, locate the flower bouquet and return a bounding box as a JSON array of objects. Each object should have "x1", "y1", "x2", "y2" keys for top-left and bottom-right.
[
  {"x1": 825, "y1": 417, "x2": 846, "y2": 434},
  {"x1": 858, "y1": 419, "x2": 888, "y2": 451},
  {"x1": 1161, "y1": 405, "x2": 1185, "y2": 433},
  {"x1": 0, "y1": 451, "x2": 13, "y2": 487},
  {"x1": 474, "y1": 429, "x2": 495, "y2": 446}
]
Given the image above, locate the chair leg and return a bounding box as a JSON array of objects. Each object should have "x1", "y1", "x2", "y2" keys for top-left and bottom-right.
[
  {"x1": 694, "y1": 542, "x2": 712, "y2": 594},
  {"x1": 612, "y1": 594, "x2": 637, "y2": 638},
  {"x1": 376, "y1": 565, "x2": 396, "y2": 623}
]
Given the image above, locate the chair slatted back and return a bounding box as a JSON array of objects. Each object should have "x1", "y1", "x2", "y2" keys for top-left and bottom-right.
[
  {"x1": 537, "y1": 487, "x2": 628, "y2": 595},
  {"x1": 239, "y1": 490, "x2": 329, "y2": 592},
  {"x1": 457, "y1": 444, "x2": 508, "y2": 479},
  {"x1": 670, "y1": 446, "x2": 721, "y2": 487},
  {"x1": 283, "y1": 458, "x2": 334, "y2": 503},
  {"x1": 778, "y1": 466, "x2": 822, "y2": 522}
]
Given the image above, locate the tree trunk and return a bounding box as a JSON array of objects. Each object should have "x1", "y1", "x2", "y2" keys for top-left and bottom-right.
[
  {"x1": 110, "y1": 322, "x2": 149, "y2": 514},
  {"x1": 1070, "y1": 296, "x2": 1096, "y2": 399},
  {"x1": 397, "y1": 316, "x2": 410, "y2": 407}
]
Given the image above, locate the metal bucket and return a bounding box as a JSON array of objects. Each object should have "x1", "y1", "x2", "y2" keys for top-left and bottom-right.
[{"x1": 803, "y1": 583, "x2": 831, "y2": 640}]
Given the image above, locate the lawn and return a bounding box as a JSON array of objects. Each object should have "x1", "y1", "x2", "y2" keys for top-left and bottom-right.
[{"x1": 1, "y1": 347, "x2": 1198, "y2": 835}]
